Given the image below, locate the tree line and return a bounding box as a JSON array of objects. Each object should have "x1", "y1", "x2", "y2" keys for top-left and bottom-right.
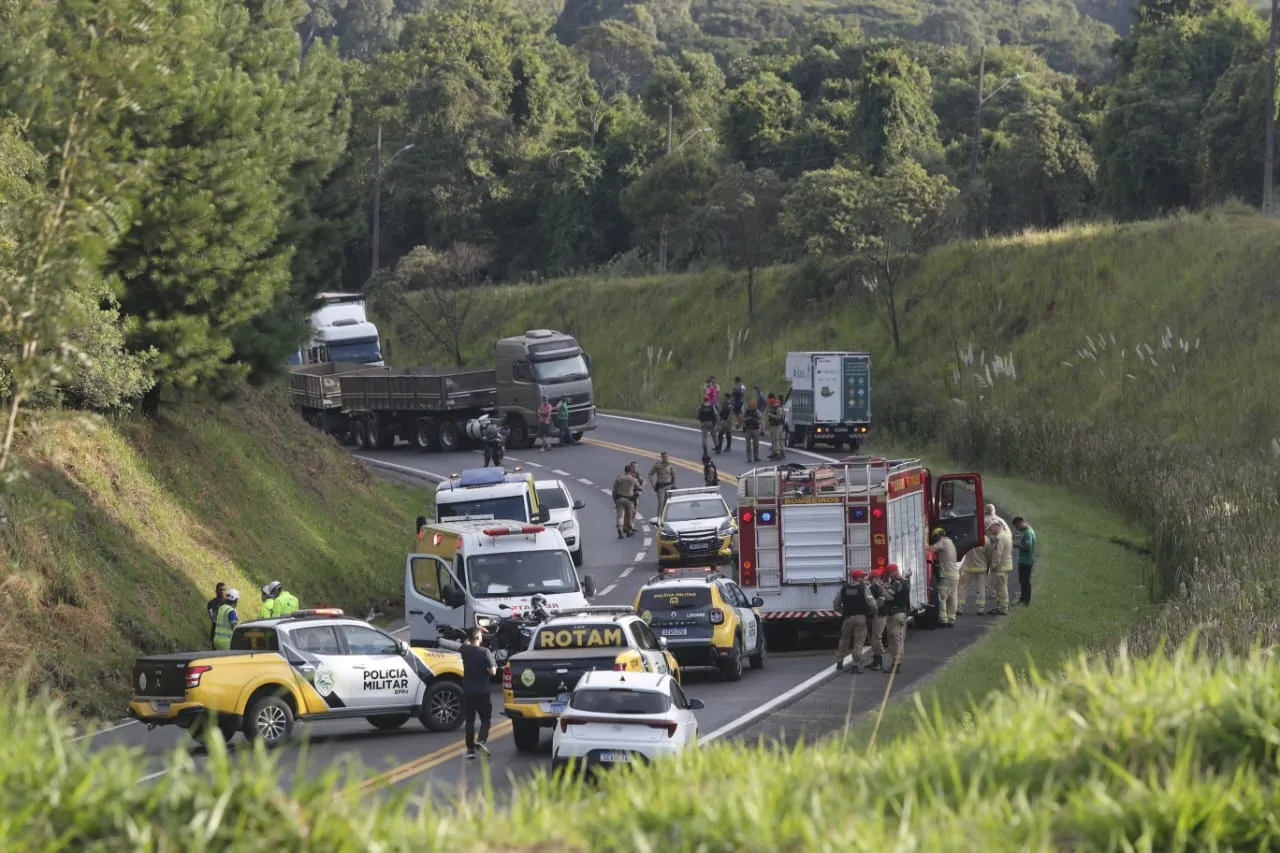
[{"x1": 0, "y1": 0, "x2": 1273, "y2": 451}]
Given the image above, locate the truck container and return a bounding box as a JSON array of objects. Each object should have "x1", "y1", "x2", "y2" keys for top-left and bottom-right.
[
  {"x1": 290, "y1": 328, "x2": 598, "y2": 452},
  {"x1": 783, "y1": 351, "x2": 871, "y2": 451}
]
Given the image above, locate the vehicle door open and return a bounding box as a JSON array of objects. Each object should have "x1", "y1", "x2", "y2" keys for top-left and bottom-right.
[
  {"x1": 405, "y1": 553, "x2": 469, "y2": 647},
  {"x1": 933, "y1": 473, "x2": 985, "y2": 557}
]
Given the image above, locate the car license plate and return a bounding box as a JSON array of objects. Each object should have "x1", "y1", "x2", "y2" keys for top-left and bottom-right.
[
  {"x1": 540, "y1": 701, "x2": 566, "y2": 714},
  {"x1": 599, "y1": 751, "x2": 631, "y2": 763},
  {"x1": 661, "y1": 627, "x2": 688, "y2": 636},
  {"x1": 557, "y1": 692, "x2": 570, "y2": 703},
  {"x1": 151, "y1": 701, "x2": 170, "y2": 713}
]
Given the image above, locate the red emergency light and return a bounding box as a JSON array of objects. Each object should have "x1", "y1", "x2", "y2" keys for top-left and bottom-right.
[
  {"x1": 432, "y1": 533, "x2": 443, "y2": 546},
  {"x1": 740, "y1": 510, "x2": 753, "y2": 523},
  {"x1": 482, "y1": 525, "x2": 546, "y2": 537},
  {"x1": 871, "y1": 508, "x2": 884, "y2": 519}
]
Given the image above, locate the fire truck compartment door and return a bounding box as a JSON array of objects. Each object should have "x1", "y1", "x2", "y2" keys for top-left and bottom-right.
[
  {"x1": 780, "y1": 504, "x2": 846, "y2": 582},
  {"x1": 934, "y1": 473, "x2": 985, "y2": 557}
]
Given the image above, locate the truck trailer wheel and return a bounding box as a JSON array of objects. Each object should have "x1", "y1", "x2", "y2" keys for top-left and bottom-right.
[
  {"x1": 350, "y1": 421, "x2": 368, "y2": 450},
  {"x1": 414, "y1": 420, "x2": 437, "y2": 452},
  {"x1": 436, "y1": 420, "x2": 460, "y2": 452}
]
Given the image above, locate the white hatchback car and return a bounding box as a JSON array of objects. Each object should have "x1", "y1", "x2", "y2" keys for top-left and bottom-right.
[
  {"x1": 550, "y1": 670, "x2": 703, "y2": 774},
  {"x1": 536, "y1": 479, "x2": 586, "y2": 567}
]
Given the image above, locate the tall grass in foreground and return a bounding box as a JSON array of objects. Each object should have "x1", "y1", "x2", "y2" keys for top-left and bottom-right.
[{"x1": 12, "y1": 644, "x2": 1280, "y2": 850}]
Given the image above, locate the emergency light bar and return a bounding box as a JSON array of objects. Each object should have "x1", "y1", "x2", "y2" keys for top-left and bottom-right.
[
  {"x1": 560, "y1": 605, "x2": 636, "y2": 616},
  {"x1": 291, "y1": 608, "x2": 345, "y2": 618},
  {"x1": 482, "y1": 525, "x2": 545, "y2": 537},
  {"x1": 660, "y1": 565, "x2": 721, "y2": 576},
  {"x1": 459, "y1": 467, "x2": 507, "y2": 488}
]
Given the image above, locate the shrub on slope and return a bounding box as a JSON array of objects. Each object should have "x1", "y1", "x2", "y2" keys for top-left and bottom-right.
[
  {"x1": 0, "y1": 388, "x2": 424, "y2": 718},
  {"x1": 5, "y1": 644, "x2": 1280, "y2": 850}
]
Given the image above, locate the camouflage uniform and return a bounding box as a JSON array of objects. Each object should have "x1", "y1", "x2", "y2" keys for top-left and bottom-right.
[
  {"x1": 648, "y1": 459, "x2": 676, "y2": 514},
  {"x1": 612, "y1": 471, "x2": 638, "y2": 537}
]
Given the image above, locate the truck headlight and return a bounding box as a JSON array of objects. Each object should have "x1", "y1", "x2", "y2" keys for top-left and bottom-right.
[
  {"x1": 661, "y1": 524, "x2": 678, "y2": 540},
  {"x1": 717, "y1": 522, "x2": 735, "y2": 538},
  {"x1": 475, "y1": 614, "x2": 496, "y2": 630}
]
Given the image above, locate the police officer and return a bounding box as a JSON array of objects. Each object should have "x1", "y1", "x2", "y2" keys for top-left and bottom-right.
[
  {"x1": 928, "y1": 528, "x2": 959, "y2": 627},
  {"x1": 834, "y1": 569, "x2": 875, "y2": 673},
  {"x1": 742, "y1": 401, "x2": 762, "y2": 463},
  {"x1": 260, "y1": 581, "x2": 300, "y2": 619},
  {"x1": 697, "y1": 394, "x2": 718, "y2": 456},
  {"x1": 612, "y1": 465, "x2": 639, "y2": 538},
  {"x1": 987, "y1": 518, "x2": 1014, "y2": 615},
  {"x1": 213, "y1": 588, "x2": 240, "y2": 650},
  {"x1": 867, "y1": 568, "x2": 888, "y2": 671},
  {"x1": 206, "y1": 582, "x2": 226, "y2": 649},
  {"x1": 648, "y1": 452, "x2": 676, "y2": 515},
  {"x1": 765, "y1": 395, "x2": 786, "y2": 460},
  {"x1": 714, "y1": 394, "x2": 733, "y2": 454},
  {"x1": 884, "y1": 564, "x2": 910, "y2": 673}
]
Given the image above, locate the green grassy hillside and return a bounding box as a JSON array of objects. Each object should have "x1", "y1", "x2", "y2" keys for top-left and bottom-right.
[
  {"x1": 9, "y1": 643, "x2": 1280, "y2": 849},
  {"x1": 0, "y1": 389, "x2": 425, "y2": 719},
  {"x1": 383, "y1": 203, "x2": 1280, "y2": 668}
]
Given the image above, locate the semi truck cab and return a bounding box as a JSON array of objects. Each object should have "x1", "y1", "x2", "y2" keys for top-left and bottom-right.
[
  {"x1": 289, "y1": 292, "x2": 385, "y2": 367},
  {"x1": 496, "y1": 329, "x2": 597, "y2": 447}
]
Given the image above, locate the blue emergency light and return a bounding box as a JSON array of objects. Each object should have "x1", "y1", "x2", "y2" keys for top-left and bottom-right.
[
  {"x1": 849, "y1": 507, "x2": 868, "y2": 523},
  {"x1": 458, "y1": 467, "x2": 507, "y2": 488},
  {"x1": 758, "y1": 509, "x2": 776, "y2": 525}
]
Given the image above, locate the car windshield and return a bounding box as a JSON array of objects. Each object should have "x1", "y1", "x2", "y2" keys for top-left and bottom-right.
[
  {"x1": 437, "y1": 495, "x2": 528, "y2": 523},
  {"x1": 531, "y1": 354, "x2": 589, "y2": 384},
  {"x1": 638, "y1": 587, "x2": 711, "y2": 611},
  {"x1": 570, "y1": 688, "x2": 671, "y2": 715},
  {"x1": 466, "y1": 549, "x2": 579, "y2": 597},
  {"x1": 325, "y1": 339, "x2": 382, "y2": 364},
  {"x1": 536, "y1": 488, "x2": 570, "y2": 510},
  {"x1": 664, "y1": 499, "x2": 727, "y2": 523}
]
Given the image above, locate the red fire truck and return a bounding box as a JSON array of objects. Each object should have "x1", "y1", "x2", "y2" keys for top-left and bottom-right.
[{"x1": 733, "y1": 458, "x2": 984, "y2": 636}]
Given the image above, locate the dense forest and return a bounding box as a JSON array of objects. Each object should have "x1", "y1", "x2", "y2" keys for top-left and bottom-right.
[{"x1": 0, "y1": 0, "x2": 1273, "y2": 444}]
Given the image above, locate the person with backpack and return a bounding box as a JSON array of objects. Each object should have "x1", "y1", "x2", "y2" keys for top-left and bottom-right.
[
  {"x1": 697, "y1": 393, "x2": 718, "y2": 456},
  {"x1": 742, "y1": 401, "x2": 762, "y2": 463},
  {"x1": 730, "y1": 378, "x2": 746, "y2": 429},
  {"x1": 714, "y1": 395, "x2": 733, "y2": 454}
]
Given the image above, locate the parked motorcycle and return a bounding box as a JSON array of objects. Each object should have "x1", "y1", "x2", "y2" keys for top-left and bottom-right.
[
  {"x1": 482, "y1": 425, "x2": 509, "y2": 467},
  {"x1": 435, "y1": 595, "x2": 553, "y2": 666}
]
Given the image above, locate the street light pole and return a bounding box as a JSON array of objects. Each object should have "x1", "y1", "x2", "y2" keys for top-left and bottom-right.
[
  {"x1": 659, "y1": 103, "x2": 673, "y2": 274},
  {"x1": 370, "y1": 125, "x2": 415, "y2": 280},
  {"x1": 1264, "y1": 0, "x2": 1277, "y2": 214}
]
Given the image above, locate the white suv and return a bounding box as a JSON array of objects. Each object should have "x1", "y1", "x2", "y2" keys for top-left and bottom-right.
[
  {"x1": 551, "y1": 670, "x2": 703, "y2": 774},
  {"x1": 536, "y1": 479, "x2": 586, "y2": 566}
]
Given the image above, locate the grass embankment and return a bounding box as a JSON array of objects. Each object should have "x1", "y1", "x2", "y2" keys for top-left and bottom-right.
[
  {"x1": 0, "y1": 388, "x2": 425, "y2": 719},
  {"x1": 383, "y1": 204, "x2": 1280, "y2": 723},
  {"x1": 8, "y1": 644, "x2": 1280, "y2": 850}
]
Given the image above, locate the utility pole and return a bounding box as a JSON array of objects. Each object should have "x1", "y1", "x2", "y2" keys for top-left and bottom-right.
[
  {"x1": 1265, "y1": 0, "x2": 1278, "y2": 214},
  {"x1": 659, "y1": 102, "x2": 673, "y2": 274},
  {"x1": 968, "y1": 45, "x2": 986, "y2": 186},
  {"x1": 372, "y1": 123, "x2": 383, "y2": 279}
]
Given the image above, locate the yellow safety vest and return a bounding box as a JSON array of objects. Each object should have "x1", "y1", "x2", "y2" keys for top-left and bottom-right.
[
  {"x1": 213, "y1": 604, "x2": 236, "y2": 650},
  {"x1": 276, "y1": 591, "x2": 299, "y2": 616}
]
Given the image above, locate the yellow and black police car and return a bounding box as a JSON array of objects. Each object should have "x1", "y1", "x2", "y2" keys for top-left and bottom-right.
[{"x1": 634, "y1": 567, "x2": 766, "y2": 682}]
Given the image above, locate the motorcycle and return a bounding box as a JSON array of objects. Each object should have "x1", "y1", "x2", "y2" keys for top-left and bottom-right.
[
  {"x1": 436, "y1": 595, "x2": 554, "y2": 665},
  {"x1": 482, "y1": 426, "x2": 509, "y2": 468}
]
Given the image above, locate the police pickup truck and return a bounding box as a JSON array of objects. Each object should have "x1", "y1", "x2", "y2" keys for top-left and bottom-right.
[
  {"x1": 502, "y1": 606, "x2": 680, "y2": 753},
  {"x1": 128, "y1": 609, "x2": 466, "y2": 747}
]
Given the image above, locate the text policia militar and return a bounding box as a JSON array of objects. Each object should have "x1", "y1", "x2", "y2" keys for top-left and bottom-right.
[{"x1": 363, "y1": 668, "x2": 410, "y2": 693}]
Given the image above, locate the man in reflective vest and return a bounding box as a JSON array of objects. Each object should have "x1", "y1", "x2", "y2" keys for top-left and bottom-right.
[
  {"x1": 260, "y1": 581, "x2": 300, "y2": 619},
  {"x1": 834, "y1": 569, "x2": 875, "y2": 673},
  {"x1": 213, "y1": 588, "x2": 240, "y2": 650}
]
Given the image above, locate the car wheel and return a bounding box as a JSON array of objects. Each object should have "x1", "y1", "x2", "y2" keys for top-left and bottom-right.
[
  {"x1": 420, "y1": 681, "x2": 464, "y2": 731},
  {"x1": 513, "y1": 720, "x2": 541, "y2": 752},
  {"x1": 188, "y1": 714, "x2": 238, "y2": 745},
  {"x1": 720, "y1": 637, "x2": 744, "y2": 682},
  {"x1": 367, "y1": 713, "x2": 412, "y2": 731},
  {"x1": 242, "y1": 696, "x2": 295, "y2": 747},
  {"x1": 749, "y1": 631, "x2": 767, "y2": 670},
  {"x1": 572, "y1": 545, "x2": 584, "y2": 568}
]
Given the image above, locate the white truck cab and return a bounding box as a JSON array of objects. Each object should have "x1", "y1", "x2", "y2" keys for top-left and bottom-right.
[
  {"x1": 432, "y1": 467, "x2": 550, "y2": 526},
  {"x1": 405, "y1": 520, "x2": 597, "y2": 648},
  {"x1": 289, "y1": 292, "x2": 385, "y2": 367}
]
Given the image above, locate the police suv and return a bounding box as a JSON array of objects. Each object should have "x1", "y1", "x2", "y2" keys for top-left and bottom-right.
[
  {"x1": 635, "y1": 567, "x2": 766, "y2": 681},
  {"x1": 649, "y1": 486, "x2": 738, "y2": 568}
]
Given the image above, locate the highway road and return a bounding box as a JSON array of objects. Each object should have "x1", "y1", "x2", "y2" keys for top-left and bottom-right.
[{"x1": 76, "y1": 413, "x2": 1008, "y2": 805}]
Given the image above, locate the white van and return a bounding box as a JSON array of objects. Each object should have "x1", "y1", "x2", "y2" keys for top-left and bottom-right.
[
  {"x1": 432, "y1": 467, "x2": 549, "y2": 526},
  {"x1": 405, "y1": 519, "x2": 597, "y2": 649}
]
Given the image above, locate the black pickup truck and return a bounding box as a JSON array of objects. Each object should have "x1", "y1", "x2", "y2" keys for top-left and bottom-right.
[{"x1": 501, "y1": 611, "x2": 680, "y2": 752}]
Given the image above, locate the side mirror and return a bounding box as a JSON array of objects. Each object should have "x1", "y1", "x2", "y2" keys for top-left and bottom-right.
[
  {"x1": 534, "y1": 507, "x2": 550, "y2": 524},
  {"x1": 573, "y1": 499, "x2": 586, "y2": 510},
  {"x1": 657, "y1": 636, "x2": 668, "y2": 649},
  {"x1": 445, "y1": 589, "x2": 466, "y2": 608},
  {"x1": 397, "y1": 640, "x2": 410, "y2": 655},
  {"x1": 648, "y1": 517, "x2": 659, "y2": 527},
  {"x1": 415, "y1": 515, "x2": 427, "y2": 534},
  {"x1": 751, "y1": 596, "x2": 764, "y2": 608},
  {"x1": 688, "y1": 698, "x2": 705, "y2": 711},
  {"x1": 582, "y1": 575, "x2": 597, "y2": 599}
]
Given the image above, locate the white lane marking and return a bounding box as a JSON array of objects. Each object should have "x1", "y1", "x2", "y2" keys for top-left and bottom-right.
[
  {"x1": 597, "y1": 413, "x2": 837, "y2": 463},
  {"x1": 700, "y1": 645, "x2": 874, "y2": 745},
  {"x1": 599, "y1": 583, "x2": 618, "y2": 596},
  {"x1": 71, "y1": 719, "x2": 139, "y2": 742},
  {"x1": 643, "y1": 538, "x2": 652, "y2": 547},
  {"x1": 600, "y1": 488, "x2": 611, "y2": 495},
  {"x1": 633, "y1": 551, "x2": 647, "y2": 562},
  {"x1": 551, "y1": 469, "x2": 571, "y2": 477},
  {"x1": 391, "y1": 625, "x2": 410, "y2": 636},
  {"x1": 577, "y1": 478, "x2": 594, "y2": 486},
  {"x1": 511, "y1": 458, "x2": 544, "y2": 468},
  {"x1": 351, "y1": 455, "x2": 447, "y2": 482},
  {"x1": 619, "y1": 566, "x2": 634, "y2": 578}
]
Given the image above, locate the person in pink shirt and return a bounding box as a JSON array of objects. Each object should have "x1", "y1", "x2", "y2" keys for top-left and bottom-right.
[
  {"x1": 536, "y1": 397, "x2": 553, "y2": 452},
  {"x1": 704, "y1": 376, "x2": 720, "y2": 407}
]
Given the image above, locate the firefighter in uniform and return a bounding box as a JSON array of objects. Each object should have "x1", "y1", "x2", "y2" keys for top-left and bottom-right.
[
  {"x1": 986, "y1": 517, "x2": 1014, "y2": 615},
  {"x1": 884, "y1": 564, "x2": 910, "y2": 673},
  {"x1": 648, "y1": 453, "x2": 677, "y2": 515},
  {"x1": 765, "y1": 395, "x2": 786, "y2": 460},
  {"x1": 612, "y1": 465, "x2": 639, "y2": 538},
  {"x1": 714, "y1": 395, "x2": 733, "y2": 454},
  {"x1": 742, "y1": 402, "x2": 762, "y2": 463},
  {"x1": 834, "y1": 569, "x2": 875, "y2": 673},
  {"x1": 867, "y1": 567, "x2": 889, "y2": 671},
  {"x1": 956, "y1": 537, "x2": 991, "y2": 616},
  {"x1": 260, "y1": 581, "x2": 300, "y2": 619},
  {"x1": 928, "y1": 528, "x2": 959, "y2": 627}
]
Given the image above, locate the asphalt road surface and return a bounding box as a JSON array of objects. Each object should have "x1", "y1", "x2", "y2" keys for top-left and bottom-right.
[{"x1": 76, "y1": 413, "x2": 1015, "y2": 804}]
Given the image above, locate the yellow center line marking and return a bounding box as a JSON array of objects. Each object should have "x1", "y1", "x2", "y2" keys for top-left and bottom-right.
[
  {"x1": 357, "y1": 719, "x2": 514, "y2": 792},
  {"x1": 581, "y1": 438, "x2": 740, "y2": 486}
]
